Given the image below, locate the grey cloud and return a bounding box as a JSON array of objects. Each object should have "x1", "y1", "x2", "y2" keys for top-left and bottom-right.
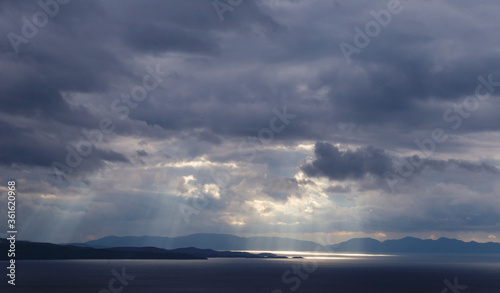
[
  {"x1": 137, "y1": 150, "x2": 148, "y2": 157},
  {"x1": 2, "y1": 0, "x2": 500, "y2": 242},
  {"x1": 421, "y1": 159, "x2": 498, "y2": 174},
  {"x1": 301, "y1": 142, "x2": 393, "y2": 180},
  {"x1": 302, "y1": 142, "x2": 498, "y2": 184},
  {"x1": 0, "y1": 119, "x2": 129, "y2": 183},
  {"x1": 197, "y1": 129, "x2": 222, "y2": 145},
  {"x1": 124, "y1": 23, "x2": 219, "y2": 55},
  {"x1": 261, "y1": 177, "x2": 300, "y2": 201},
  {"x1": 326, "y1": 185, "x2": 351, "y2": 194},
  {"x1": 175, "y1": 177, "x2": 188, "y2": 194}
]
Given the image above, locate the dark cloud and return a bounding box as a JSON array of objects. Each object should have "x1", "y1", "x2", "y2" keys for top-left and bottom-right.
[
  {"x1": 0, "y1": 118, "x2": 129, "y2": 183},
  {"x1": 137, "y1": 150, "x2": 148, "y2": 157},
  {"x1": 124, "y1": 23, "x2": 219, "y2": 55},
  {"x1": 421, "y1": 159, "x2": 498, "y2": 174},
  {"x1": 302, "y1": 142, "x2": 498, "y2": 184},
  {"x1": 301, "y1": 142, "x2": 393, "y2": 180}
]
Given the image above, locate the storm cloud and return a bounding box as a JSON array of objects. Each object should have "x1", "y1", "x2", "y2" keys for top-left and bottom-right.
[
  {"x1": 302, "y1": 142, "x2": 498, "y2": 186},
  {"x1": 301, "y1": 143, "x2": 394, "y2": 180}
]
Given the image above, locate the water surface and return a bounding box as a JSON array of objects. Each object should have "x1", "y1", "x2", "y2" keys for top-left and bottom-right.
[{"x1": 2, "y1": 253, "x2": 500, "y2": 292}]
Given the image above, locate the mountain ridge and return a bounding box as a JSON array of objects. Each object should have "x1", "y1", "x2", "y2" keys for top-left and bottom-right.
[
  {"x1": 73, "y1": 233, "x2": 321, "y2": 251},
  {"x1": 68, "y1": 233, "x2": 500, "y2": 254},
  {"x1": 0, "y1": 238, "x2": 285, "y2": 260}
]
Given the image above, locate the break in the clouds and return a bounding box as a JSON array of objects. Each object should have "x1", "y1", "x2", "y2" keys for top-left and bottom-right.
[{"x1": 1, "y1": 0, "x2": 500, "y2": 244}]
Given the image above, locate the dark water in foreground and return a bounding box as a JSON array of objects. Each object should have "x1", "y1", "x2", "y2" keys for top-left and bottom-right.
[{"x1": 2, "y1": 253, "x2": 500, "y2": 292}]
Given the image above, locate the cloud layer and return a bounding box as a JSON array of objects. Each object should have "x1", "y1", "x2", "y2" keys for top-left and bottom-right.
[{"x1": 1, "y1": 0, "x2": 500, "y2": 244}]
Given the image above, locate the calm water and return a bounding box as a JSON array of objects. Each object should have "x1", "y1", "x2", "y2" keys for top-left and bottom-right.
[{"x1": 2, "y1": 253, "x2": 500, "y2": 292}]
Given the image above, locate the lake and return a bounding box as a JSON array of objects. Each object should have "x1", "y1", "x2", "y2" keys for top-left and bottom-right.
[{"x1": 2, "y1": 253, "x2": 500, "y2": 292}]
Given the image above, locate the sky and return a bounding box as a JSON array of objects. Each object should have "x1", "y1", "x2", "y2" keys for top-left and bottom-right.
[{"x1": 1, "y1": 0, "x2": 500, "y2": 244}]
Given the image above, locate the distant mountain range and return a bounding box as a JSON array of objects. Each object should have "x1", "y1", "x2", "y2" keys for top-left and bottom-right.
[
  {"x1": 72, "y1": 233, "x2": 321, "y2": 251},
  {"x1": 0, "y1": 238, "x2": 285, "y2": 260},
  {"x1": 2, "y1": 234, "x2": 499, "y2": 260},
  {"x1": 72, "y1": 233, "x2": 500, "y2": 254},
  {"x1": 331, "y1": 236, "x2": 500, "y2": 254}
]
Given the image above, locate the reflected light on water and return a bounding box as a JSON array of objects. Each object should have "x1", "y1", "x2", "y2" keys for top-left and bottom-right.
[
  {"x1": 303, "y1": 256, "x2": 358, "y2": 260},
  {"x1": 229, "y1": 250, "x2": 397, "y2": 259}
]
